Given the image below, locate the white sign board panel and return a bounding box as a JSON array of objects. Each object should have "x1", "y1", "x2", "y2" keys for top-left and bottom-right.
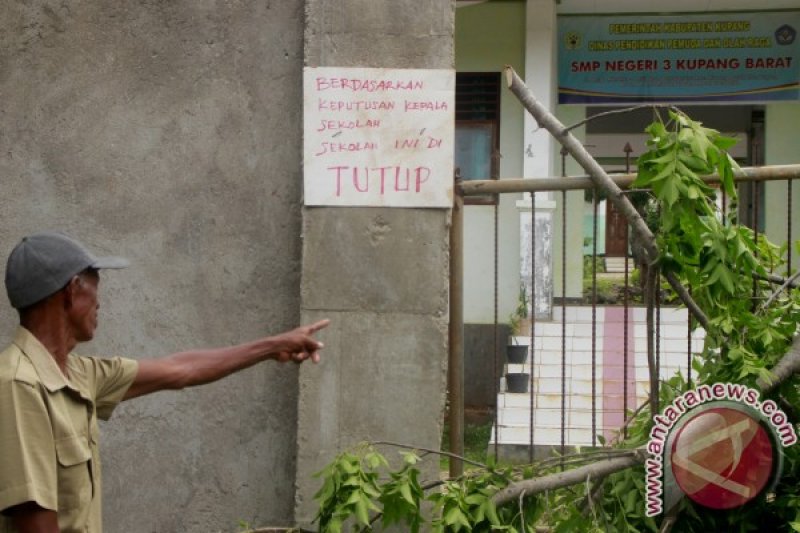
[{"x1": 303, "y1": 67, "x2": 454, "y2": 207}]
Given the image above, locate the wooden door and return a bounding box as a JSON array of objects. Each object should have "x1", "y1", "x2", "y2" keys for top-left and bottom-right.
[{"x1": 605, "y1": 200, "x2": 628, "y2": 257}]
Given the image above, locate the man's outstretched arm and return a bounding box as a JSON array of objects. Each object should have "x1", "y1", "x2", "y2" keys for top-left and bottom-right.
[{"x1": 123, "y1": 319, "x2": 329, "y2": 400}]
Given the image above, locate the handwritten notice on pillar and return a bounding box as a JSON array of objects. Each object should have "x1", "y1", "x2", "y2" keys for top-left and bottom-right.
[{"x1": 303, "y1": 67, "x2": 455, "y2": 207}]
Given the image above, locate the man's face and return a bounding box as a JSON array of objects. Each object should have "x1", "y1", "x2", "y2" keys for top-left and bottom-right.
[{"x1": 68, "y1": 269, "x2": 100, "y2": 342}]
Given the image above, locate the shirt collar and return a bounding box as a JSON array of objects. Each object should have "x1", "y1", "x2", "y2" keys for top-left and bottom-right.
[{"x1": 13, "y1": 326, "x2": 91, "y2": 402}]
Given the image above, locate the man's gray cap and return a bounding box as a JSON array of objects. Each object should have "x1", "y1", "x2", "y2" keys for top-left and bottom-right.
[{"x1": 5, "y1": 232, "x2": 129, "y2": 309}]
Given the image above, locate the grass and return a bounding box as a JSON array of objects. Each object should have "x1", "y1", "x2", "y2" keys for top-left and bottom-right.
[
  {"x1": 440, "y1": 415, "x2": 494, "y2": 471},
  {"x1": 581, "y1": 255, "x2": 644, "y2": 304}
]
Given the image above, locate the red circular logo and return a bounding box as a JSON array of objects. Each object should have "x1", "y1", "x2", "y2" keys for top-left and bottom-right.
[{"x1": 671, "y1": 407, "x2": 774, "y2": 509}]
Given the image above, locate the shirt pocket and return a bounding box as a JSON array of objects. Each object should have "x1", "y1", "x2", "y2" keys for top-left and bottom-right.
[{"x1": 55, "y1": 434, "x2": 93, "y2": 510}]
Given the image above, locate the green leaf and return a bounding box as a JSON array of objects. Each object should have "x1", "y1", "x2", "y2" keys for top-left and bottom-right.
[
  {"x1": 484, "y1": 500, "x2": 500, "y2": 525},
  {"x1": 354, "y1": 496, "x2": 370, "y2": 526},
  {"x1": 659, "y1": 178, "x2": 680, "y2": 206},
  {"x1": 714, "y1": 135, "x2": 739, "y2": 151},
  {"x1": 652, "y1": 160, "x2": 677, "y2": 183},
  {"x1": 400, "y1": 482, "x2": 415, "y2": 505},
  {"x1": 623, "y1": 489, "x2": 637, "y2": 513},
  {"x1": 444, "y1": 506, "x2": 470, "y2": 530}
]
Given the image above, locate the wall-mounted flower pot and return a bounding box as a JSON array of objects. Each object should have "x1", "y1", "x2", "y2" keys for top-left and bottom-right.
[
  {"x1": 506, "y1": 344, "x2": 528, "y2": 365},
  {"x1": 505, "y1": 372, "x2": 530, "y2": 393}
]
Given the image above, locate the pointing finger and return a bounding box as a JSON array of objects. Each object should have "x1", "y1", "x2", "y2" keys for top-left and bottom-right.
[{"x1": 306, "y1": 319, "x2": 331, "y2": 333}]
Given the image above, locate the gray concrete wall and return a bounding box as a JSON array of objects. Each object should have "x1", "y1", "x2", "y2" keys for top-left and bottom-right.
[
  {"x1": 296, "y1": 0, "x2": 454, "y2": 527},
  {"x1": 1, "y1": 1, "x2": 306, "y2": 531}
]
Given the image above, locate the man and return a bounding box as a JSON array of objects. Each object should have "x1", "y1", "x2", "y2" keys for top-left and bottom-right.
[{"x1": 0, "y1": 232, "x2": 329, "y2": 533}]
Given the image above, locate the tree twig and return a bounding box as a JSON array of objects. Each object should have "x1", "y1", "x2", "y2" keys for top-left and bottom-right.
[
  {"x1": 580, "y1": 476, "x2": 607, "y2": 518},
  {"x1": 371, "y1": 440, "x2": 488, "y2": 469},
  {"x1": 760, "y1": 270, "x2": 800, "y2": 312},
  {"x1": 609, "y1": 399, "x2": 650, "y2": 446},
  {"x1": 563, "y1": 104, "x2": 679, "y2": 133}
]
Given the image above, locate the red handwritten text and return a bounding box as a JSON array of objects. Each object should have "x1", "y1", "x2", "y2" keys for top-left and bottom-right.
[
  {"x1": 315, "y1": 142, "x2": 378, "y2": 157},
  {"x1": 318, "y1": 100, "x2": 396, "y2": 112},
  {"x1": 317, "y1": 119, "x2": 381, "y2": 132},
  {"x1": 404, "y1": 100, "x2": 448, "y2": 111},
  {"x1": 315, "y1": 77, "x2": 424, "y2": 92},
  {"x1": 327, "y1": 165, "x2": 431, "y2": 196}
]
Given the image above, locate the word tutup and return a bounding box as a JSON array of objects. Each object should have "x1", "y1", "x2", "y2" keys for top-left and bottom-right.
[{"x1": 326, "y1": 165, "x2": 431, "y2": 197}]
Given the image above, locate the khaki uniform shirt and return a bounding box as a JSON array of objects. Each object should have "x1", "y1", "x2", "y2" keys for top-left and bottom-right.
[{"x1": 0, "y1": 327, "x2": 138, "y2": 533}]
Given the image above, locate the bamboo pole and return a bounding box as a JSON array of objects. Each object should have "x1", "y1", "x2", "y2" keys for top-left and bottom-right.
[
  {"x1": 448, "y1": 180, "x2": 465, "y2": 477},
  {"x1": 459, "y1": 164, "x2": 800, "y2": 196}
]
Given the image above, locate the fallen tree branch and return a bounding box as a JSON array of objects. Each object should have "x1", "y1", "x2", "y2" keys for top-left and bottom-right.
[
  {"x1": 760, "y1": 270, "x2": 800, "y2": 312},
  {"x1": 503, "y1": 65, "x2": 710, "y2": 331},
  {"x1": 756, "y1": 335, "x2": 800, "y2": 395},
  {"x1": 645, "y1": 265, "x2": 660, "y2": 415},
  {"x1": 492, "y1": 449, "x2": 647, "y2": 507},
  {"x1": 662, "y1": 270, "x2": 710, "y2": 332},
  {"x1": 761, "y1": 270, "x2": 800, "y2": 289}
]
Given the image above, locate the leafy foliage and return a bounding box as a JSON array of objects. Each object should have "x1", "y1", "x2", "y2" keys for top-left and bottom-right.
[
  {"x1": 619, "y1": 109, "x2": 800, "y2": 530},
  {"x1": 313, "y1": 445, "x2": 387, "y2": 533},
  {"x1": 632, "y1": 110, "x2": 800, "y2": 389}
]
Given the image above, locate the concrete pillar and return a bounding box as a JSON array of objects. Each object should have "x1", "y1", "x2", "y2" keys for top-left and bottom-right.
[
  {"x1": 764, "y1": 103, "x2": 800, "y2": 274},
  {"x1": 518, "y1": 0, "x2": 557, "y2": 318},
  {"x1": 296, "y1": 0, "x2": 453, "y2": 527},
  {"x1": 518, "y1": 198, "x2": 556, "y2": 318}
]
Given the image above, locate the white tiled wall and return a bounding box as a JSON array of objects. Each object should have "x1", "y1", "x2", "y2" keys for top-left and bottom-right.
[{"x1": 491, "y1": 306, "x2": 705, "y2": 448}]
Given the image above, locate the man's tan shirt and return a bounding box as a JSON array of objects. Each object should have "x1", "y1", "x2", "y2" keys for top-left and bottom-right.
[{"x1": 0, "y1": 327, "x2": 138, "y2": 533}]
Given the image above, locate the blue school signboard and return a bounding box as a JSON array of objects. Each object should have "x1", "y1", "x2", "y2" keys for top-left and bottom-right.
[{"x1": 558, "y1": 11, "x2": 800, "y2": 104}]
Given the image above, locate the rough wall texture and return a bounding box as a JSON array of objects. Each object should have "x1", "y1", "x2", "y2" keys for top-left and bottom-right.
[
  {"x1": 0, "y1": 1, "x2": 305, "y2": 531},
  {"x1": 296, "y1": 0, "x2": 454, "y2": 526}
]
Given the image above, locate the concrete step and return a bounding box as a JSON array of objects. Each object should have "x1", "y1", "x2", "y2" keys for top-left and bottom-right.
[{"x1": 604, "y1": 256, "x2": 633, "y2": 274}]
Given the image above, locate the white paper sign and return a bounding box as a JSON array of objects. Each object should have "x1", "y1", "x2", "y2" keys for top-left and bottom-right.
[{"x1": 303, "y1": 67, "x2": 454, "y2": 207}]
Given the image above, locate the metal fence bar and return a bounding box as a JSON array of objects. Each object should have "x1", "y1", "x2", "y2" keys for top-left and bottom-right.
[
  {"x1": 752, "y1": 181, "x2": 761, "y2": 310},
  {"x1": 623, "y1": 229, "x2": 630, "y2": 439},
  {"x1": 492, "y1": 192, "x2": 499, "y2": 462},
  {"x1": 560, "y1": 189, "x2": 567, "y2": 464},
  {"x1": 656, "y1": 270, "x2": 661, "y2": 400},
  {"x1": 687, "y1": 287, "x2": 693, "y2": 389},
  {"x1": 789, "y1": 179, "x2": 794, "y2": 277},
  {"x1": 591, "y1": 189, "x2": 598, "y2": 447},
  {"x1": 529, "y1": 192, "x2": 537, "y2": 462}
]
